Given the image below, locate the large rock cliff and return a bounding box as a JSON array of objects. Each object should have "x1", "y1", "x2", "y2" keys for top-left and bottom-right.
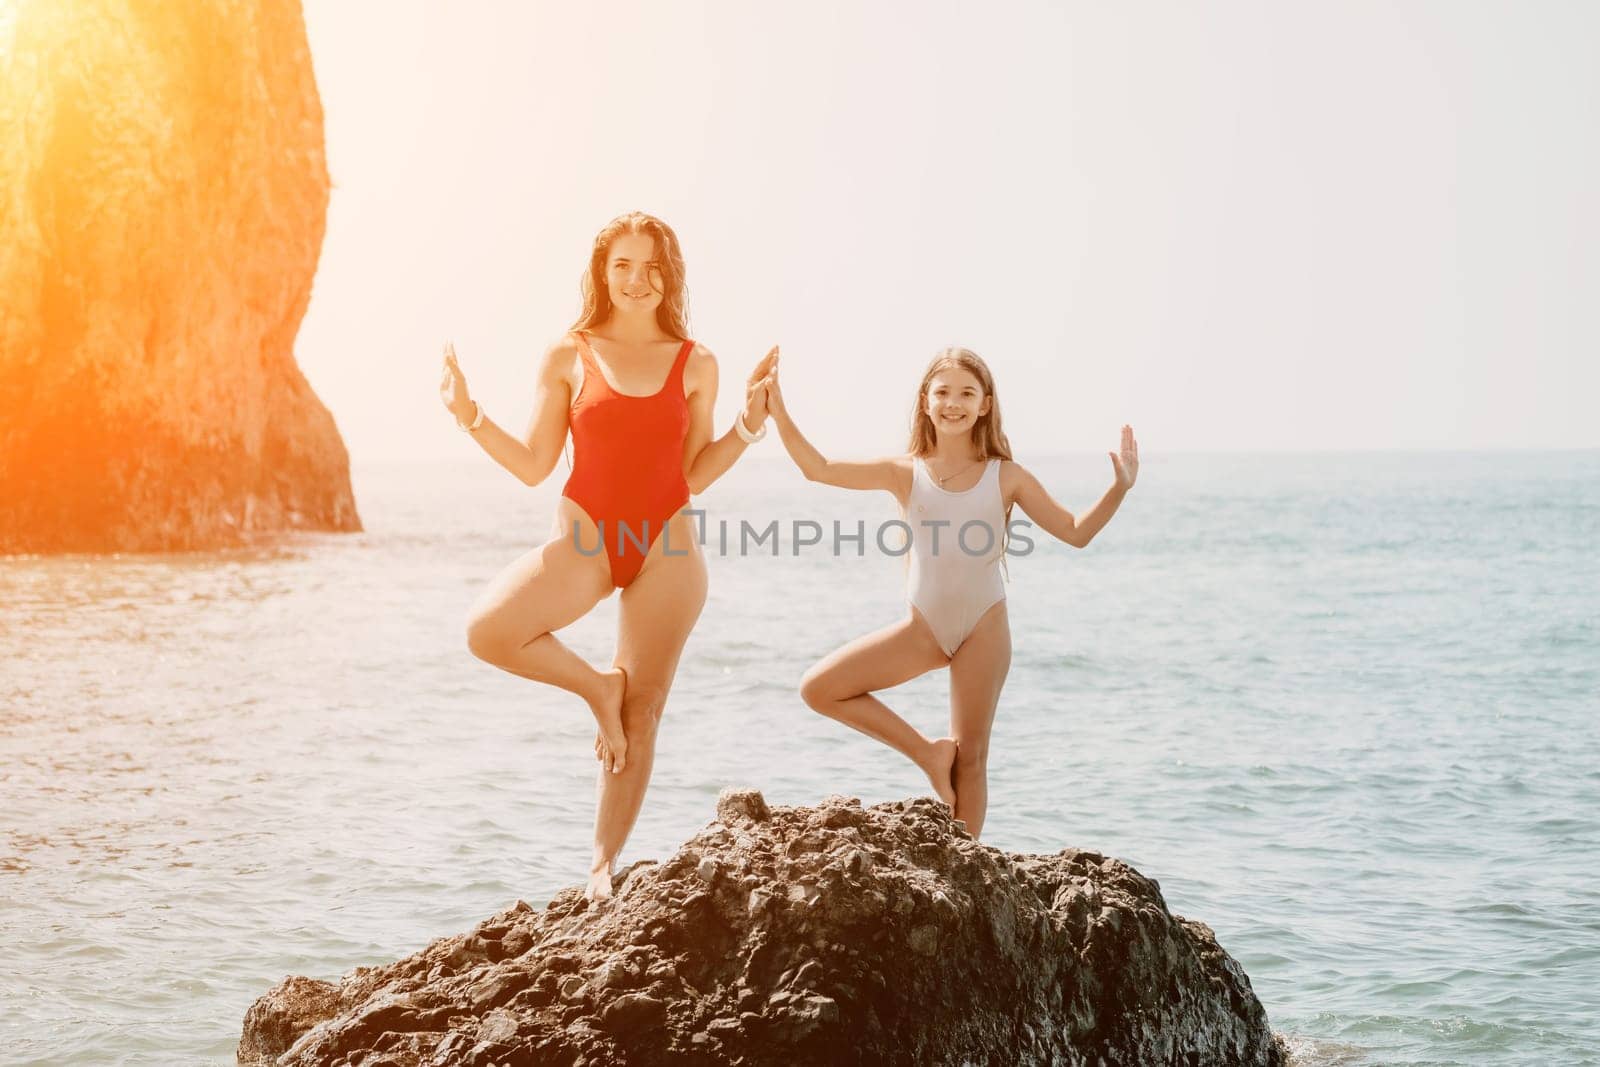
[
  {"x1": 0, "y1": 0, "x2": 359, "y2": 553},
  {"x1": 239, "y1": 790, "x2": 1288, "y2": 1066}
]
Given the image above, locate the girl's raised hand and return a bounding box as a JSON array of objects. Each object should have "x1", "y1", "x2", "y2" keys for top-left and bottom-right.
[
  {"x1": 763, "y1": 355, "x2": 787, "y2": 419},
  {"x1": 1109, "y1": 424, "x2": 1139, "y2": 490},
  {"x1": 440, "y1": 342, "x2": 473, "y2": 422}
]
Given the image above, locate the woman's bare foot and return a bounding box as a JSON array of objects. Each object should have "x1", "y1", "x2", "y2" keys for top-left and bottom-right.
[
  {"x1": 585, "y1": 859, "x2": 614, "y2": 901},
  {"x1": 589, "y1": 667, "x2": 628, "y2": 774},
  {"x1": 921, "y1": 737, "x2": 959, "y2": 811}
]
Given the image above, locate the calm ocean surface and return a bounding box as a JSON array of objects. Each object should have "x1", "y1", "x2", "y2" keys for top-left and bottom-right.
[{"x1": 2, "y1": 452, "x2": 1597, "y2": 1066}]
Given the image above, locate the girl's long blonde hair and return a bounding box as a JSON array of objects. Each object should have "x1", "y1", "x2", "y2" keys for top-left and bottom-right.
[
  {"x1": 571, "y1": 212, "x2": 690, "y2": 340},
  {"x1": 906, "y1": 347, "x2": 1016, "y2": 573}
]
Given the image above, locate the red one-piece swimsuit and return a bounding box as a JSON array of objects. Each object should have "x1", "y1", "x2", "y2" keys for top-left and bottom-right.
[{"x1": 561, "y1": 329, "x2": 694, "y2": 589}]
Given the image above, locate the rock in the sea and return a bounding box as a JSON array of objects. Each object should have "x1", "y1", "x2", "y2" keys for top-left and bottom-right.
[
  {"x1": 239, "y1": 788, "x2": 1288, "y2": 1066},
  {"x1": 0, "y1": 1, "x2": 360, "y2": 553}
]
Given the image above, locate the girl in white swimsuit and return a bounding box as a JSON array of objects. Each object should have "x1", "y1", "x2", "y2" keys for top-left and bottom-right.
[{"x1": 764, "y1": 346, "x2": 1138, "y2": 838}]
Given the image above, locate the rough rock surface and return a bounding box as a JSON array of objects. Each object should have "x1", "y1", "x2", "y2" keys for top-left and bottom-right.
[
  {"x1": 239, "y1": 790, "x2": 1288, "y2": 1066},
  {"x1": 0, "y1": 1, "x2": 360, "y2": 553}
]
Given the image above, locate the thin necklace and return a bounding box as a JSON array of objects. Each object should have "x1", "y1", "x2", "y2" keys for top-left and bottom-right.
[{"x1": 932, "y1": 457, "x2": 983, "y2": 487}]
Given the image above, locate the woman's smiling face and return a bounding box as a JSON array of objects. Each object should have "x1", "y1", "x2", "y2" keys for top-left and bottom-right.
[{"x1": 604, "y1": 232, "x2": 664, "y2": 315}]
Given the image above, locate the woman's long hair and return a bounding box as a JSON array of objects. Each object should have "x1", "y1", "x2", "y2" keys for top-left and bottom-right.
[
  {"x1": 906, "y1": 347, "x2": 1016, "y2": 573},
  {"x1": 570, "y1": 212, "x2": 690, "y2": 340}
]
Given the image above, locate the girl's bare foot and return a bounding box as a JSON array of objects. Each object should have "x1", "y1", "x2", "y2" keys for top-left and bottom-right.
[
  {"x1": 585, "y1": 859, "x2": 614, "y2": 901},
  {"x1": 590, "y1": 667, "x2": 628, "y2": 774},
  {"x1": 921, "y1": 737, "x2": 959, "y2": 810}
]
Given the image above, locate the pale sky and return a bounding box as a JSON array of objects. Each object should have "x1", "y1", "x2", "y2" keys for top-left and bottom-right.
[{"x1": 298, "y1": 1, "x2": 1598, "y2": 463}]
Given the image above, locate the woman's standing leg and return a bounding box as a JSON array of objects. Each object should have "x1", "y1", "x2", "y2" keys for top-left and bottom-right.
[
  {"x1": 587, "y1": 509, "x2": 708, "y2": 899},
  {"x1": 464, "y1": 498, "x2": 628, "y2": 765},
  {"x1": 947, "y1": 600, "x2": 1011, "y2": 838},
  {"x1": 798, "y1": 611, "x2": 958, "y2": 808}
]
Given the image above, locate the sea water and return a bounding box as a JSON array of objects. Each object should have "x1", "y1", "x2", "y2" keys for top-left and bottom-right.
[{"x1": 2, "y1": 451, "x2": 1597, "y2": 1065}]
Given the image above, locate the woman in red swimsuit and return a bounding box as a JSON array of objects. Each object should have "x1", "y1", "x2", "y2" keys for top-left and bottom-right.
[{"x1": 439, "y1": 212, "x2": 776, "y2": 899}]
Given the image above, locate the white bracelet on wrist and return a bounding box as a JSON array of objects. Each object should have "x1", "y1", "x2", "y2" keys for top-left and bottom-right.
[
  {"x1": 456, "y1": 400, "x2": 484, "y2": 433},
  {"x1": 734, "y1": 411, "x2": 767, "y2": 444}
]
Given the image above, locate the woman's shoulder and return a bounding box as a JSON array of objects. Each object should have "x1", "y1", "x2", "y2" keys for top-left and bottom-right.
[
  {"x1": 543, "y1": 331, "x2": 585, "y2": 359},
  {"x1": 682, "y1": 340, "x2": 716, "y2": 389},
  {"x1": 536, "y1": 334, "x2": 585, "y2": 386}
]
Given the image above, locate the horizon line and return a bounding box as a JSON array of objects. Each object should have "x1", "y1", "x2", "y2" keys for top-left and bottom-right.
[{"x1": 349, "y1": 446, "x2": 1600, "y2": 465}]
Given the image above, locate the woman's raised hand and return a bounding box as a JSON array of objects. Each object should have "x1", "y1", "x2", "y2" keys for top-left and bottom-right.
[
  {"x1": 743, "y1": 346, "x2": 779, "y2": 427},
  {"x1": 1109, "y1": 424, "x2": 1139, "y2": 490},
  {"x1": 440, "y1": 343, "x2": 474, "y2": 423}
]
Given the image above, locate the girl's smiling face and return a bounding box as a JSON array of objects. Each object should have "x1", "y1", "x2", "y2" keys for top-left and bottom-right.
[
  {"x1": 923, "y1": 367, "x2": 991, "y2": 436},
  {"x1": 604, "y1": 232, "x2": 664, "y2": 315}
]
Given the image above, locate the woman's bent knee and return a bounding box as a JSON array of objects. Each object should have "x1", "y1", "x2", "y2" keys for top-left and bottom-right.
[{"x1": 465, "y1": 614, "x2": 517, "y2": 664}]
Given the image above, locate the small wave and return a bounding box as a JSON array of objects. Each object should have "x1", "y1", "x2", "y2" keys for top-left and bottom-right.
[{"x1": 1279, "y1": 1032, "x2": 1370, "y2": 1065}]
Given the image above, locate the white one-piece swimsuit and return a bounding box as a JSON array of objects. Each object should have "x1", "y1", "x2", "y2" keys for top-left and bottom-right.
[{"x1": 905, "y1": 457, "x2": 1007, "y2": 657}]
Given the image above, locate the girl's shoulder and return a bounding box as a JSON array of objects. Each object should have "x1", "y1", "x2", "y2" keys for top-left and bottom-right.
[{"x1": 996, "y1": 457, "x2": 1033, "y2": 502}]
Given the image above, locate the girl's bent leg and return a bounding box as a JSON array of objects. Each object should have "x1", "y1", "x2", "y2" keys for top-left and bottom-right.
[
  {"x1": 947, "y1": 600, "x2": 1011, "y2": 839},
  {"x1": 799, "y1": 610, "x2": 957, "y2": 809},
  {"x1": 463, "y1": 502, "x2": 626, "y2": 768},
  {"x1": 588, "y1": 510, "x2": 708, "y2": 900}
]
